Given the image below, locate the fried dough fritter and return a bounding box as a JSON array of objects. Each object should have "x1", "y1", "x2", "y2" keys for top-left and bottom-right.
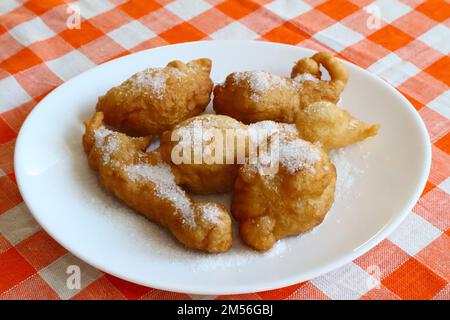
[
  {"x1": 159, "y1": 114, "x2": 248, "y2": 195},
  {"x1": 213, "y1": 52, "x2": 348, "y2": 124},
  {"x1": 296, "y1": 101, "x2": 380, "y2": 151},
  {"x1": 83, "y1": 112, "x2": 232, "y2": 253},
  {"x1": 231, "y1": 123, "x2": 336, "y2": 251},
  {"x1": 96, "y1": 58, "x2": 213, "y2": 136},
  {"x1": 291, "y1": 51, "x2": 348, "y2": 108},
  {"x1": 213, "y1": 71, "x2": 301, "y2": 124}
]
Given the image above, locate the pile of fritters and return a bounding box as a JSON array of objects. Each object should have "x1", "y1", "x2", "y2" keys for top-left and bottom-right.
[{"x1": 83, "y1": 54, "x2": 379, "y2": 253}]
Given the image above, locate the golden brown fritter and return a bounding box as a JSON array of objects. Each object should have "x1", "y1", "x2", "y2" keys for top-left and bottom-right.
[
  {"x1": 96, "y1": 58, "x2": 213, "y2": 136},
  {"x1": 296, "y1": 101, "x2": 380, "y2": 151},
  {"x1": 231, "y1": 123, "x2": 336, "y2": 251},
  {"x1": 213, "y1": 70, "x2": 301, "y2": 124},
  {"x1": 213, "y1": 52, "x2": 348, "y2": 124},
  {"x1": 83, "y1": 112, "x2": 232, "y2": 253},
  {"x1": 159, "y1": 114, "x2": 248, "y2": 195},
  {"x1": 291, "y1": 51, "x2": 348, "y2": 108}
]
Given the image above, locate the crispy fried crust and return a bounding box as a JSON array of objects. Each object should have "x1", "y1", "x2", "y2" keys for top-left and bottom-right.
[
  {"x1": 291, "y1": 51, "x2": 348, "y2": 108},
  {"x1": 159, "y1": 114, "x2": 248, "y2": 195},
  {"x1": 83, "y1": 112, "x2": 232, "y2": 253},
  {"x1": 96, "y1": 58, "x2": 213, "y2": 136},
  {"x1": 231, "y1": 129, "x2": 336, "y2": 251},
  {"x1": 213, "y1": 71, "x2": 300, "y2": 124},
  {"x1": 296, "y1": 101, "x2": 380, "y2": 151},
  {"x1": 213, "y1": 52, "x2": 348, "y2": 124}
]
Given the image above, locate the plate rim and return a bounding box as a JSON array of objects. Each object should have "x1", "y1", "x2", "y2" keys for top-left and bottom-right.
[{"x1": 14, "y1": 40, "x2": 432, "y2": 295}]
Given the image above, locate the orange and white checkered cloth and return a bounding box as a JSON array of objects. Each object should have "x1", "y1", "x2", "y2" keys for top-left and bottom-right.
[{"x1": 0, "y1": 0, "x2": 449, "y2": 300}]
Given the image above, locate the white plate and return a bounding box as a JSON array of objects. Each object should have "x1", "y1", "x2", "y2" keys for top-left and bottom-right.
[{"x1": 14, "y1": 41, "x2": 431, "y2": 295}]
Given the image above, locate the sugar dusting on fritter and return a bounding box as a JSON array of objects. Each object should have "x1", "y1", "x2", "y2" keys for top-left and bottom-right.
[
  {"x1": 93, "y1": 127, "x2": 119, "y2": 164},
  {"x1": 232, "y1": 71, "x2": 320, "y2": 102},
  {"x1": 93, "y1": 127, "x2": 114, "y2": 148},
  {"x1": 93, "y1": 126, "x2": 197, "y2": 227},
  {"x1": 125, "y1": 163, "x2": 197, "y2": 227},
  {"x1": 279, "y1": 139, "x2": 321, "y2": 174},
  {"x1": 233, "y1": 71, "x2": 295, "y2": 102},
  {"x1": 130, "y1": 67, "x2": 186, "y2": 99},
  {"x1": 293, "y1": 72, "x2": 319, "y2": 83},
  {"x1": 246, "y1": 121, "x2": 321, "y2": 175},
  {"x1": 93, "y1": 126, "x2": 230, "y2": 229},
  {"x1": 247, "y1": 120, "x2": 280, "y2": 145},
  {"x1": 198, "y1": 203, "x2": 222, "y2": 225}
]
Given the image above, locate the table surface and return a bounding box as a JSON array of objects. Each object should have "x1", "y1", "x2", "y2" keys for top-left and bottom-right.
[{"x1": 0, "y1": 0, "x2": 448, "y2": 300}]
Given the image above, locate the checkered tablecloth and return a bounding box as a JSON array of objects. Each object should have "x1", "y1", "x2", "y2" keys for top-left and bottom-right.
[{"x1": 0, "y1": 0, "x2": 449, "y2": 300}]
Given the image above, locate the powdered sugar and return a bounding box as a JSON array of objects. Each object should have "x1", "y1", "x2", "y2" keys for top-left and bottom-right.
[
  {"x1": 93, "y1": 127, "x2": 119, "y2": 164},
  {"x1": 248, "y1": 120, "x2": 280, "y2": 146},
  {"x1": 279, "y1": 123, "x2": 299, "y2": 137},
  {"x1": 279, "y1": 139, "x2": 321, "y2": 174},
  {"x1": 330, "y1": 148, "x2": 365, "y2": 200},
  {"x1": 247, "y1": 121, "x2": 320, "y2": 175},
  {"x1": 130, "y1": 67, "x2": 186, "y2": 99},
  {"x1": 167, "y1": 67, "x2": 187, "y2": 78},
  {"x1": 125, "y1": 163, "x2": 196, "y2": 227},
  {"x1": 102, "y1": 135, "x2": 120, "y2": 164},
  {"x1": 198, "y1": 203, "x2": 222, "y2": 225},
  {"x1": 233, "y1": 71, "x2": 292, "y2": 102},
  {"x1": 132, "y1": 69, "x2": 166, "y2": 98},
  {"x1": 293, "y1": 72, "x2": 319, "y2": 83},
  {"x1": 94, "y1": 127, "x2": 114, "y2": 148},
  {"x1": 247, "y1": 121, "x2": 298, "y2": 148},
  {"x1": 190, "y1": 231, "x2": 288, "y2": 272}
]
